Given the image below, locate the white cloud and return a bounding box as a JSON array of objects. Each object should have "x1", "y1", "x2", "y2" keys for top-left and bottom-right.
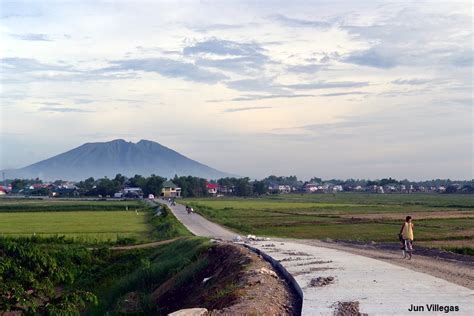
[{"x1": 0, "y1": 0, "x2": 472, "y2": 179}]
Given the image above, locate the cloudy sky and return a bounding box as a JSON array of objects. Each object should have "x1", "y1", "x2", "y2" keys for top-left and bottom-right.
[{"x1": 1, "y1": 0, "x2": 472, "y2": 180}]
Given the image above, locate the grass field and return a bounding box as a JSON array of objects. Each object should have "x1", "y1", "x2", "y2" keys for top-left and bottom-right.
[
  {"x1": 0, "y1": 198, "x2": 189, "y2": 243},
  {"x1": 0, "y1": 211, "x2": 150, "y2": 242},
  {"x1": 183, "y1": 193, "x2": 474, "y2": 252},
  {"x1": 0, "y1": 198, "x2": 143, "y2": 212}
]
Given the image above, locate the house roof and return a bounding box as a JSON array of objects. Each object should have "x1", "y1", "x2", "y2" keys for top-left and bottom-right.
[
  {"x1": 124, "y1": 187, "x2": 142, "y2": 191},
  {"x1": 162, "y1": 180, "x2": 177, "y2": 188},
  {"x1": 207, "y1": 183, "x2": 219, "y2": 189}
]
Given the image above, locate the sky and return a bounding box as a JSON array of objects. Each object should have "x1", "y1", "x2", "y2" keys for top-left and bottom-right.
[{"x1": 0, "y1": 0, "x2": 472, "y2": 180}]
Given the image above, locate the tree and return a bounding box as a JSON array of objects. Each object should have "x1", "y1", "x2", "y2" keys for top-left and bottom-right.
[
  {"x1": 94, "y1": 178, "x2": 121, "y2": 196},
  {"x1": 77, "y1": 177, "x2": 95, "y2": 195},
  {"x1": 143, "y1": 175, "x2": 165, "y2": 196},
  {"x1": 367, "y1": 180, "x2": 378, "y2": 186},
  {"x1": 127, "y1": 175, "x2": 147, "y2": 188},
  {"x1": 11, "y1": 179, "x2": 28, "y2": 191},
  {"x1": 0, "y1": 240, "x2": 97, "y2": 314},
  {"x1": 262, "y1": 175, "x2": 302, "y2": 189},
  {"x1": 173, "y1": 176, "x2": 208, "y2": 197},
  {"x1": 379, "y1": 177, "x2": 399, "y2": 186},
  {"x1": 444, "y1": 185, "x2": 458, "y2": 194},
  {"x1": 460, "y1": 184, "x2": 474, "y2": 194},
  {"x1": 29, "y1": 188, "x2": 51, "y2": 196},
  {"x1": 217, "y1": 177, "x2": 235, "y2": 189},
  {"x1": 235, "y1": 177, "x2": 252, "y2": 196},
  {"x1": 113, "y1": 174, "x2": 127, "y2": 186},
  {"x1": 253, "y1": 180, "x2": 267, "y2": 195}
]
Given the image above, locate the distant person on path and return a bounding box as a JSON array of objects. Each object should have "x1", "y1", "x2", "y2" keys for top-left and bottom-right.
[{"x1": 399, "y1": 216, "x2": 414, "y2": 259}]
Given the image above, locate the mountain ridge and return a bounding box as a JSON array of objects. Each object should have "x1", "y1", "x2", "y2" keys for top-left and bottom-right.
[{"x1": 2, "y1": 139, "x2": 232, "y2": 181}]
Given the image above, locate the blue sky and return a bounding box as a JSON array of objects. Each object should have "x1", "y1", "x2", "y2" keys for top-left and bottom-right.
[{"x1": 0, "y1": 0, "x2": 472, "y2": 180}]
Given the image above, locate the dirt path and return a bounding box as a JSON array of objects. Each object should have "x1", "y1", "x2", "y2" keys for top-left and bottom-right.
[
  {"x1": 109, "y1": 238, "x2": 180, "y2": 250},
  {"x1": 292, "y1": 238, "x2": 474, "y2": 290}
]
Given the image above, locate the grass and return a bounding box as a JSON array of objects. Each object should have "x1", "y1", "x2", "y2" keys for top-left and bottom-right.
[
  {"x1": 0, "y1": 199, "x2": 191, "y2": 243},
  {"x1": 85, "y1": 237, "x2": 211, "y2": 315},
  {"x1": 446, "y1": 247, "x2": 474, "y2": 256},
  {"x1": 0, "y1": 198, "x2": 142, "y2": 212},
  {"x1": 0, "y1": 211, "x2": 151, "y2": 242},
  {"x1": 149, "y1": 204, "x2": 192, "y2": 240},
  {"x1": 183, "y1": 193, "x2": 474, "y2": 253}
]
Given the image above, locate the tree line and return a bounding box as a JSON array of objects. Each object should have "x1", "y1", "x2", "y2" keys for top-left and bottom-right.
[{"x1": 4, "y1": 175, "x2": 474, "y2": 197}]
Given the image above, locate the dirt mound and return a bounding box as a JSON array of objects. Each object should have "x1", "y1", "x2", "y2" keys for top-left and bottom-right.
[
  {"x1": 309, "y1": 276, "x2": 335, "y2": 287},
  {"x1": 334, "y1": 301, "x2": 365, "y2": 316},
  {"x1": 120, "y1": 242, "x2": 300, "y2": 315}
]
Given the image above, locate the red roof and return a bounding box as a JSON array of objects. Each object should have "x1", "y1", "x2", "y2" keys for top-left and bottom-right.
[{"x1": 206, "y1": 183, "x2": 219, "y2": 190}]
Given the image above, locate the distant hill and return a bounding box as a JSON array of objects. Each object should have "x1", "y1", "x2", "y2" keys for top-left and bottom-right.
[{"x1": 2, "y1": 139, "x2": 233, "y2": 181}]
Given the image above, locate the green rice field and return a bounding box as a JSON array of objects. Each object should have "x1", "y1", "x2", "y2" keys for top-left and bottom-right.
[{"x1": 0, "y1": 199, "x2": 151, "y2": 242}]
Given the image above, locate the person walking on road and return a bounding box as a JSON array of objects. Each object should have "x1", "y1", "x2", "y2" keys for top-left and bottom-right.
[{"x1": 399, "y1": 216, "x2": 414, "y2": 259}]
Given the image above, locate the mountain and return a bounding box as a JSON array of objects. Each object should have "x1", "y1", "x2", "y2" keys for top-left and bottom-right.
[{"x1": 2, "y1": 139, "x2": 233, "y2": 181}]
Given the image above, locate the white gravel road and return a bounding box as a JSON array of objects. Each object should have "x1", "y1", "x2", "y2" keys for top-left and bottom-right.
[
  {"x1": 163, "y1": 200, "x2": 474, "y2": 315},
  {"x1": 252, "y1": 240, "x2": 473, "y2": 315}
]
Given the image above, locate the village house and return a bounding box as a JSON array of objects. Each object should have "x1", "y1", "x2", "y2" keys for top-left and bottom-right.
[
  {"x1": 206, "y1": 183, "x2": 219, "y2": 196},
  {"x1": 28, "y1": 183, "x2": 49, "y2": 190},
  {"x1": 279, "y1": 185, "x2": 292, "y2": 193},
  {"x1": 51, "y1": 187, "x2": 80, "y2": 198},
  {"x1": 385, "y1": 185, "x2": 397, "y2": 192},
  {"x1": 304, "y1": 183, "x2": 318, "y2": 193},
  {"x1": 58, "y1": 181, "x2": 77, "y2": 189},
  {"x1": 268, "y1": 183, "x2": 278, "y2": 192},
  {"x1": 114, "y1": 187, "x2": 143, "y2": 199},
  {"x1": 161, "y1": 180, "x2": 181, "y2": 198},
  {"x1": 332, "y1": 185, "x2": 344, "y2": 192},
  {"x1": 124, "y1": 187, "x2": 143, "y2": 198},
  {"x1": 218, "y1": 185, "x2": 234, "y2": 195},
  {"x1": 268, "y1": 183, "x2": 292, "y2": 194}
]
